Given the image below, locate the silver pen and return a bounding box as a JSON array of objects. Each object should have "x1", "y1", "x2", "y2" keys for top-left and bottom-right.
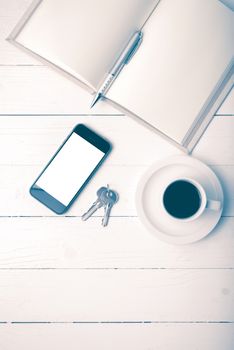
[{"x1": 90, "y1": 31, "x2": 143, "y2": 108}]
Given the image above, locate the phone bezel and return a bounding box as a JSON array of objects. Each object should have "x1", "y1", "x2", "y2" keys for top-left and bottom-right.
[{"x1": 30, "y1": 124, "x2": 111, "y2": 214}]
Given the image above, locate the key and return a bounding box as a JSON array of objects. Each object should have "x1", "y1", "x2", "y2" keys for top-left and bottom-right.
[
  {"x1": 102, "y1": 189, "x2": 119, "y2": 227},
  {"x1": 82, "y1": 187, "x2": 107, "y2": 221}
]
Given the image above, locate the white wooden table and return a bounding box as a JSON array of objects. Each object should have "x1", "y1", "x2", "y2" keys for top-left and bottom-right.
[{"x1": 0, "y1": 1, "x2": 234, "y2": 349}]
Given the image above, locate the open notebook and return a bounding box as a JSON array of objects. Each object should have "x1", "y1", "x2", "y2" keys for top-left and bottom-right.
[{"x1": 8, "y1": 0, "x2": 234, "y2": 151}]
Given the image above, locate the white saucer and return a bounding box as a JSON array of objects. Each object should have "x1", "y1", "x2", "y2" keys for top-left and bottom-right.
[{"x1": 136, "y1": 155, "x2": 224, "y2": 244}]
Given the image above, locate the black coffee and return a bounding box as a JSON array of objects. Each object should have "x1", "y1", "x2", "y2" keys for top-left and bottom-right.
[{"x1": 163, "y1": 180, "x2": 201, "y2": 219}]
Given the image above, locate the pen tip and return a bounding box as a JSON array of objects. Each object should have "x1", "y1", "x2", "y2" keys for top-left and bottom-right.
[{"x1": 90, "y1": 93, "x2": 101, "y2": 108}]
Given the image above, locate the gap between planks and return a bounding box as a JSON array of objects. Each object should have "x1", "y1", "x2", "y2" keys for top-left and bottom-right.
[
  {"x1": 1, "y1": 321, "x2": 233, "y2": 324},
  {"x1": 0, "y1": 268, "x2": 233, "y2": 270}
]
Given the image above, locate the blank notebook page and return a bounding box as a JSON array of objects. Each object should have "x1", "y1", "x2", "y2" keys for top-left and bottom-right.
[
  {"x1": 107, "y1": 0, "x2": 234, "y2": 144},
  {"x1": 15, "y1": 0, "x2": 158, "y2": 89}
]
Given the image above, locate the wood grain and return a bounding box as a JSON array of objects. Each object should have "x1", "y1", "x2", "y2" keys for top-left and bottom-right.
[
  {"x1": 0, "y1": 217, "x2": 233, "y2": 268},
  {"x1": 193, "y1": 116, "x2": 234, "y2": 165},
  {"x1": 0, "y1": 269, "x2": 233, "y2": 322},
  {"x1": 1, "y1": 323, "x2": 234, "y2": 350}
]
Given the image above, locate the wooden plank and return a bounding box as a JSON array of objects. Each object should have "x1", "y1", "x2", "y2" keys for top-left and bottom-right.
[
  {"x1": 0, "y1": 323, "x2": 234, "y2": 350},
  {"x1": 193, "y1": 115, "x2": 234, "y2": 164},
  {"x1": 0, "y1": 116, "x2": 181, "y2": 166},
  {"x1": 0, "y1": 269, "x2": 233, "y2": 322},
  {"x1": 0, "y1": 67, "x2": 119, "y2": 114},
  {"x1": 0, "y1": 217, "x2": 233, "y2": 268},
  {"x1": 0, "y1": 164, "x2": 232, "y2": 216},
  {"x1": 0, "y1": 116, "x2": 233, "y2": 166}
]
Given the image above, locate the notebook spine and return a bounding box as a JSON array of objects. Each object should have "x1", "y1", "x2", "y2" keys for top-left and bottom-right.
[{"x1": 182, "y1": 58, "x2": 234, "y2": 152}]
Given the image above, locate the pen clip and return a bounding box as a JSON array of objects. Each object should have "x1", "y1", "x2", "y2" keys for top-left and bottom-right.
[{"x1": 125, "y1": 32, "x2": 143, "y2": 65}]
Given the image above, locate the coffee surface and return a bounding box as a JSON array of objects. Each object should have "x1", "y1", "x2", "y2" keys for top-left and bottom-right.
[{"x1": 163, "y1": 180, "x2": 201, "y2": 219}]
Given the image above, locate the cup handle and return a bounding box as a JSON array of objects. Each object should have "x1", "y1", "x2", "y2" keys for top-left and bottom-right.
[{"x1": 206, "y1": 199, "x2": 221, "y2": 211}]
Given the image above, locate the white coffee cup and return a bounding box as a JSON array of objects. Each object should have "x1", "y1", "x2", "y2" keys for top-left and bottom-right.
[{"x1": 162, "y1": 177, "x2": 221, "y2": 222}]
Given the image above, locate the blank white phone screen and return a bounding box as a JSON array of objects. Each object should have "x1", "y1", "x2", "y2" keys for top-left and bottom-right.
[{"x1": 36, "y1": 133, "x2": 105, "y2": 206}]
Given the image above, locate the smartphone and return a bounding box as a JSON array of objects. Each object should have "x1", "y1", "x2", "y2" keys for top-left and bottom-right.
[{"x1": 30, "y1": 124, "x2": 111, "y2": 214}]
